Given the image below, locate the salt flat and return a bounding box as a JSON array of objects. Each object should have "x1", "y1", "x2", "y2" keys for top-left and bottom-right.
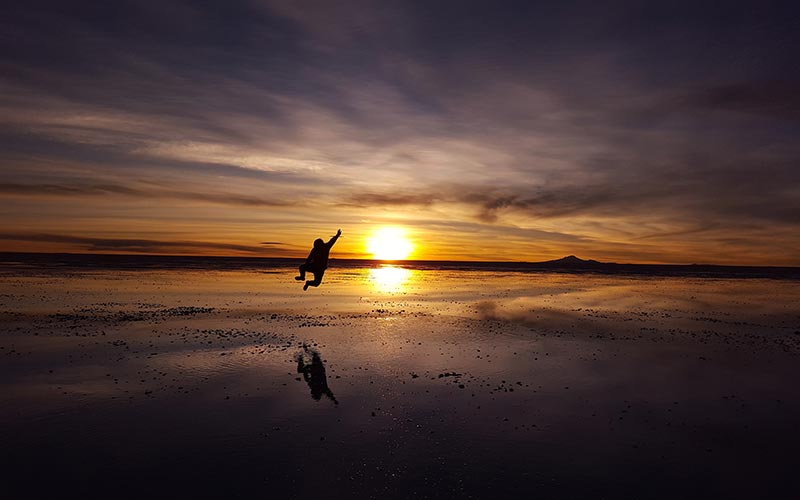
[{"x1": 1, "y1": 265, "x2": 798, "y2": 498}]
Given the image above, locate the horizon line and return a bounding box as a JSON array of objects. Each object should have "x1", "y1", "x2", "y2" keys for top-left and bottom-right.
[{"x1": 1, "y1": 250, "x2": 798, "y2": 269}]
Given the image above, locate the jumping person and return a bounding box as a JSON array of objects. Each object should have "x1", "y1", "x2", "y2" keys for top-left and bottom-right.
[{"x1": 295, "y1": 229, "x2": 341, "y2": 291}]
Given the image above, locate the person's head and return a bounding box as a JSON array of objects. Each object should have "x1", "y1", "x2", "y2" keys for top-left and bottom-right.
[{"x1": 313, "y1": 238, "x2": 324, "y2": 249}]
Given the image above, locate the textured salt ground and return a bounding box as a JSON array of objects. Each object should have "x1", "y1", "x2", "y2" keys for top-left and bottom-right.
[{"x1": 1, "y1": 269, "x2": 799, "y2": 499}]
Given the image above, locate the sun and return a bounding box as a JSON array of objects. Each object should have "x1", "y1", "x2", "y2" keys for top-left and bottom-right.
[{"x1": 366, "y1": 227, "x2": 414, "y2": 260}]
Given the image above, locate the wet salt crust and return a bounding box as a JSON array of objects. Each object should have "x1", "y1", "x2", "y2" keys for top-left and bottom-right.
[{"x1": 1, "y1": 266, "x2": 799, "y2": 499}]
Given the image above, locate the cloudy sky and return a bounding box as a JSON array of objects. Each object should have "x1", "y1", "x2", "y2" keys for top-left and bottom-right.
[{"x1": 1, "y1": 1, "x2": 798, "y2": 264}]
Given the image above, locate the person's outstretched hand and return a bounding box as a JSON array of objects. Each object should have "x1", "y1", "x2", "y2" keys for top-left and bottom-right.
[{"x1": 336, "y1": 229, "x2": 342, "y2": 237}]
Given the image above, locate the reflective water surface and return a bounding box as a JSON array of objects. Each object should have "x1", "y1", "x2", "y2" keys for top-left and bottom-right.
[{"x1": 1, "y1": 264, "x2": 799, "y2": 498}]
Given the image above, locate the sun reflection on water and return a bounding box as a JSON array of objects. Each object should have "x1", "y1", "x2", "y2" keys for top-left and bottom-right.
[{"x1": 368, "y1": 266, "x2": 411, "y2": 293}]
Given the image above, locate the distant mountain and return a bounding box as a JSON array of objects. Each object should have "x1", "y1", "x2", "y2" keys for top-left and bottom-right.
[
  {"x1": 521, "y1": 255, "x2": 799, "y2": 279},
  {"x1": 538, "y1": 255, "x2": 610, "y2": 268}
]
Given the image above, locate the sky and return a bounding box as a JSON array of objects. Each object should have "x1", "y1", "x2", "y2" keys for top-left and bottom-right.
[{"x1": 1, "y1": 1, "x2": 799, "y2": 264}]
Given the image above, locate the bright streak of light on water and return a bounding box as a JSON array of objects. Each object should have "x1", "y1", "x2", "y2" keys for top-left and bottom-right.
[{"x1": 368, "y1": 265, "x2": 411, "y2": 293}]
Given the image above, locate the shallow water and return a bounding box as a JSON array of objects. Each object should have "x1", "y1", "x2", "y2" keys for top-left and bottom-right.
[{"x1": 1, "y1": 265, "x2": 799, "y2": 498}]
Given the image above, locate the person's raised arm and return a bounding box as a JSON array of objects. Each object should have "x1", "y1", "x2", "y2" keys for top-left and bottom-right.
[{"x1": 326, "y1": 229, "x2": 342, "y2": 248}]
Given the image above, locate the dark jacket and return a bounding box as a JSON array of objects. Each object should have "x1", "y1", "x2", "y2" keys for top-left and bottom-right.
[{"x1": 305, "y1": 233, "x2": 340, "y2": 270}]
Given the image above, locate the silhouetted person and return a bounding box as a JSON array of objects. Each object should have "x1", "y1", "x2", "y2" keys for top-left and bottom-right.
[
  {"x1": 295, "y1": 346, "x2": 338, "y2": 404},
  {"x1": 295, "y1": 229, "x2": 341, "y2": 291}
]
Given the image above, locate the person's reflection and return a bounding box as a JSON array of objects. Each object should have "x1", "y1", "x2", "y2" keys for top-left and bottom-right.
[{"x1": 295, "y1": 346, "x2": 338, "y2": 405}]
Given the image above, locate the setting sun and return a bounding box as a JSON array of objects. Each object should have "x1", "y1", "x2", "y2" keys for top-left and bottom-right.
[{"x1": 366, "y1": 227, "x2": 414, "y2": 260}]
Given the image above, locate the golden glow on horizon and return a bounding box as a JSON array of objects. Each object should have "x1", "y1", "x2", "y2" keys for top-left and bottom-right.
[
  {"x1": 366, "y1": 227, "x2": 414, "y2": 260},
  {"x1": 369, "y1": 266, "x2": 411, "y2": 293}
]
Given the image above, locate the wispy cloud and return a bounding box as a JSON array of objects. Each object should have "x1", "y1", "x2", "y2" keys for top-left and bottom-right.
[
  {"x1": 687, "y1": 80, "x2": 800, "y2": 120},
  {"x1": 0, "y1": 232, "x2": 291, "y2": 255},
  {"x1": 0, "y1": 182, "x2": 295, "y2": 208}
]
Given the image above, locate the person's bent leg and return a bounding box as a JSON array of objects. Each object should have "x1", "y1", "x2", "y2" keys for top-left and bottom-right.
[
  {"x1": 296, "y1": 263, "x2": 308, "y2": 281},
  {"x1": 303, "y1": 269, "x2": 325, "y2": 291}
]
